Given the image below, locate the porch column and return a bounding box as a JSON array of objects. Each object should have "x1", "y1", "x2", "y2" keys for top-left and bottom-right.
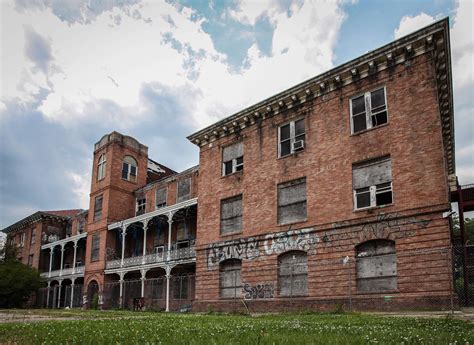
[
  {"x1": 48, "y1": 247, "x2": 54, "y2": 278},
  {"x1": 72, "y1": 241, "x2": 78, "y2": 274},
  {"x1": 119, "y1": 272, "x2": 125, "y2": 308},
  {"x1": 46, "y1": 281, "x2": 51, "y2": 309},
  {"x1": 120, "y1": 227, "x2": 126, "y2": 268},
  {"x1": 140, "y1": 269, "x2": 148, "y2": 298},
  {"x1": 57, "y1": 280, "x2": 63, "y2": 309},
  {"x1": 167, "y1": 212, "x2": 175, "y2": 261},
  {"x1": 142, "y1": 220, "x2": 149, "y2": 265},
  {"x1": 70, "y1": 277, "x2": 76, "y2": 308},
  {"x1": 165, "y1": 266, "x2": 171, "y2": 312},
  {"x1": 59, "y1": 244, "x2": 65, "y2": 276}
]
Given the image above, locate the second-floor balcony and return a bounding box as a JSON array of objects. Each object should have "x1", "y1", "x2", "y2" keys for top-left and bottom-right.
[
  {"x1": 40, "y1": 265, "x2": 85, "y2": 279},
  {"x1": 105, "y1": 244, "x2": 196, "y2": 271}
]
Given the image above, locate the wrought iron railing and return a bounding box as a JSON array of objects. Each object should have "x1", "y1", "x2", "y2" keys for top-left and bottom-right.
[{"x1": 40, "y1": 265, "x2": 85, "y2": 278}]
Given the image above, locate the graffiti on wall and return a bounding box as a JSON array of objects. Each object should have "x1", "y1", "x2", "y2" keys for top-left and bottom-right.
[
  {"x1": 243, "y1": 283, "x2": 275, "y2": 300},
  {"x1": 206, "y1": 237, "x2": 259, "y2": 269},
  {"x1": 263, "y1": 228, "x2": 319, "y2": 255}
]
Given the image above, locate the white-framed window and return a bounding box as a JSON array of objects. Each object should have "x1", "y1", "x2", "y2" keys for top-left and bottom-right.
[
  {"x1": 156, "y1": 187, "x2": 167, "y2": 209},
  {"x1": 350, "y1": 86, "x2": 388, "y2": 134},
  {"x1": 136, "y1": 198, "x2": 146, "y2": 216},
  {"x1": 122, "y1": 156, "x2": 138, "y2": 182},
  {"x1": 278, "y1": 118, "x2": 305, "y2": 157},
  {"x1": 97, "y1": 154, "x2": 106, "y2": 181},
  {"x1": 222, "y1": 141, "x2": 244, "y2": 176},
  {"x1": 353, "y1": 156, "x2": 393, "y2": 210},
  {"x1": 19, "y1": 232, "x2": 25, "y2": 247},
  {"x1": 356, "y1": 240, "x2": 397, "y2": 292},
  {"x1": 177, "y1": 178, "x2": 191, "y2": 203},
  {"x1": 220, "y1": 195, "x2": 243, "y2": 235},
  {"x1": 277, "y1": 177, "x2": 307, "y2": 225}
]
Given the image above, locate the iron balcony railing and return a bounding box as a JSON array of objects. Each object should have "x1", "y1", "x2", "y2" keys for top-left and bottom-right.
[
  {"x1": 40, "y1": 265, "x2": 86, "y2": 279},
  {"x1": 105, "y1": 245, "x2": 196, "y2": 270}
]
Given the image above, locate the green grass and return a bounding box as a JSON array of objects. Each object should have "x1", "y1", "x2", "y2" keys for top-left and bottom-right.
[{"x1": 1, "y1": 311, "x2": 474, "y2": 344}]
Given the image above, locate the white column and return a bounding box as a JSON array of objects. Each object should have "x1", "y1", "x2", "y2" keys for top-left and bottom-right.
[
  {"x1": 165, "y1": 266, "x2": 171, "y2": 312},
  {"x1": 57, "y1": 280, "x2": 63, "y2": 308},
  {"x1": 70, "y1": 278, "x2": 76, "y2": 308},
  {"x1": 140, "y1": 269, "x2": 147, "y2": 298},
  {"x1": 48, "y1": 247, "x2": 54, "y2": 278},
  {"x1": 120, "y1": 227, "x2": 126, "y2": 267},
  {"x1": 142, "y1": 221, "x2": 148, "y2": 264},
  {"x1": 167, "y1": 212, "x2": 174, "y2": 261},
  {"x1": 72, "y1": 242, "x2": 78, "y2": 274},
  {"x1": 119, "y1": 272, "x2": 125, "y2": 308},
  {"x1": 46, "y1": 281, "x2": 51, "y2": 308},
  {"x1": 59, "y1": 245, "x2": 65, "y2": 276}
]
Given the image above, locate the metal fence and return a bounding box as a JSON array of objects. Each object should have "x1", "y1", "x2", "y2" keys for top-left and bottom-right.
[{"x1": 36, "y1": 284, "x2": 83, "y2": 309}]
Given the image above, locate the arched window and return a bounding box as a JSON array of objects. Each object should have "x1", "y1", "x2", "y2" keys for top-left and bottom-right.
[
  {"x1": 97, "y1": 154, "x2": 106, "y2": 181},
  {"x1": 219, "y1": 259, "x2": 241, "y2": 298},
  {"x1": 122, "y1": 156, "x2": 137, "y2": 182},
  {"x1": 278, "y1": 251, "x2": 307, "y2": 296},
  {"x1": 356, "y1": 239, "x2": 397, "y2": 292}
]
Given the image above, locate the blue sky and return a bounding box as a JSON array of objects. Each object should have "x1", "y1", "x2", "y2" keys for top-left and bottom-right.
[{"x1": 0, "y1": 0, "x2": 473, "y2": 229}]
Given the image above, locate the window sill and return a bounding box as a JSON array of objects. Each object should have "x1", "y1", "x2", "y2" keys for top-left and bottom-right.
[
  {"x1": 354, "y1": 203, "x2": 394, "y2": 213},
  {"x1": 278, "y1": 149, "x2": 305, "y2": 161},
  {"x1": 350, "y1": 122, "x2": 389, "y2": 137},
  {"x1": 121, "y1": 178, "x2": 137, "y2": 184},
  {"x1": 221, "y1": 170, "x2": 243, "y2": 179},
  {"x1": 278, "y1": 218, "x2": 307, "y2": 227},
  {"x1": 355, "y1": 289, "x2": 399, "y2": 295}
]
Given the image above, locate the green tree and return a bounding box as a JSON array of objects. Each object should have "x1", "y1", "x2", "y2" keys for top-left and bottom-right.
[
  {"x1": 452, "y1": 215, "x2": 474, "y2": 243},
  {"x1": 0, "y1": 243, "x2": 44, "y2": 308}
]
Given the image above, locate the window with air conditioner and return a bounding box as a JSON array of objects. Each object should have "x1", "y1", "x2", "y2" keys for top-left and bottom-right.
[{"x1": 278, "y1": 118, "x2": 305, "y2": 157}]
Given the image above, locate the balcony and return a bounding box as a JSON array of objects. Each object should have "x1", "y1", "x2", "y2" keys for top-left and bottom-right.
[
  {"x1": 40, "y1": 265, "x2": 85, "y2": 279},
  {"x1": 105, "y1": 245, "x2": 196, "y2": 271}
]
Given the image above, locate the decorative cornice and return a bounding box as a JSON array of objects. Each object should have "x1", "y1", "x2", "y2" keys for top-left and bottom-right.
[
  {"x1": 2, "y1": 212, "x2": 70, "y2": 234},
  {"x1": 187, "y1": 18, "x2": 454, "y2": 175}
]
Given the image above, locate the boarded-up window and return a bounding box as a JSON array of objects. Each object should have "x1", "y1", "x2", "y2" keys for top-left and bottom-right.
[
  {"x1": 220, "y1": 195, "x2": 243, "y2": 235},
  {"x1": 353, "y1": 156, "x2": 392, "y2": 209},
  {"x1": 278, "y1": 251, "x2": 307, "y2": 296},
  {"x1": 356, "y1": 240, "x2": 397, "y2": 292},
  {"x1": 277, "y1": 178, "x2": 307, "y2": 225},
  {"x1": 176, "y1": 221, "x2": 189, "y2": 241},
  {"x1": 350, "y1": 87, "x2": 388, "y2": 133},
  {"x1": 222, "y1": 141, "x2": 244, "y2": 176},
  {"x1": 177, "y1": 178, "x2": 191, "y2": 203},
  {"x1": 94, "y1": 195, "x2": 103, "y2": 221},
  {"x1": 156, "y1": 187, "x2": 167, "y2": 208},
  {"x1": 91, "y1": 233, "x2": 100, "y2": 262},
  {"x1": 220, "y1": 259, "x2": 242, "y2": 298}
]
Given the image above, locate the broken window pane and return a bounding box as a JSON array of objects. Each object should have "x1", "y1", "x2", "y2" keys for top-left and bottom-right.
[
  {"x1": 356, "y1": 240, "x2": 397, "y2": 292},
  {"x1": 278, "y1": 251, "x2": 307, "y2": 297}
]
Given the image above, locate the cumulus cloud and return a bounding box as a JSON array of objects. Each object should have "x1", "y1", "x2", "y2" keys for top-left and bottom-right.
[{"x1": 393, "y1": 2, "x2": 474, "y2": 185}]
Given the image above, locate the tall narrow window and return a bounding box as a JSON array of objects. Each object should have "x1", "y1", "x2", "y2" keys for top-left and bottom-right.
[
  {"x1": 78, "y1": 219, "x2": 85, "y2": 234},
  {"x1": 220, "y1": 259, "x2": 242, "y2": 298},
  {"x1": 91, "y1": 233, "x2": 100, "y2": 262},
  {"x1": 122, "y1": 156, "x2": 138, "y2": 182},
  {"x1": 94, "y1": 195, "x2": 103, "y2": 221},
  {"x1": 278, "y1": 251, "x2": 308, "y2": 296},
  {"x1": 353, "y1": 156, "x2": 393, "y2": 210},
  {"x1": 356, "y1": 240, "x2": 397, "y2": 292},
  {"x1": 156, "y1": 187, "x2": 167, "y2": 209},
  {"x1": 19, "y1": 233, "x2": 25, "y2": 247},
  {"x1": 277, "y1": 178, "x2": 307, "y2": 225},
  {"x1": 28, "y1": 254, "x2": 34, "y2": 266},
  {"x1": 136, "y1": 198, "x2": 146, "y2": 216},
  {"x1": 30, "y1": 228, "x2": 36, "y2": 245},
  {"x1": 176, "y1": 221, "x2": 189, "y2": 241},
  {"x1": 350, "y1": 87, "x2": 388, "y2": 133},
  {"x1": 220, "y1": 195, "x2": 243, "y2": 235},
  {"x1": 177, "y1": 178, "x2": 191, "y2": 203},
  {"x1": 278, "y1": 118, "x2": 305, "y2": 157},
  {"x1": 222, "y1": 141, "x2": 244, "y2": 176},
  {"x1": 97, "y1": 154, "x2": 106, "y2": 181}
]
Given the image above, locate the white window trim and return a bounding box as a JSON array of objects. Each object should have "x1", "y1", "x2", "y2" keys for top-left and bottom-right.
[
  {"x1": 176, "y1": 177, "x2": 192, "y2": 203},
  {"x1": 136, "y1": 198, "x2": 146, "y2": 215},
  {"x1": 97, "y1": 154, "x2": 106, "y2": 181},
  {"x1": 278, "y1": 118, "x2": 305, "y2": 158},
  {"x1": 19, "y1": 233, "x2": 25, "y2": 247},
  {"x1": 155, "y1": 187, "x2": 168, "y2": 209},
  {"x1": 222, "y1": 157, "x2": 243, "y2": 176},
  {"x1": 353, "y1": 182, "x2": 393, "y2": 211},
  {"x1": 350, "y1": 85, "x2": 388, "y2": 134},
  {"x1": 122, "y1": 156, "x2": 138, "y2": 182}
]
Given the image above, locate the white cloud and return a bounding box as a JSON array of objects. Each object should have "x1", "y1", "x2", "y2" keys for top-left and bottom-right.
[
  {"x1": 394, "y1": 12, "x2": 436, "y2": 39},
  {"x1": 67, "y1": 169, "x2": 91, "y2": 209}
]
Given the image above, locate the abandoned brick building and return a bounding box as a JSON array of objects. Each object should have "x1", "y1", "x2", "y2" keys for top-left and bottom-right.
[{"x1": 3, "y1": 19, "x2": 465, "y2": 311}]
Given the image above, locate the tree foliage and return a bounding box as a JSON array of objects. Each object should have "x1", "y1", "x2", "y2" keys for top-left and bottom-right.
[{"x1": 0, "y1": 243, "x2": 44, "y2": 308}]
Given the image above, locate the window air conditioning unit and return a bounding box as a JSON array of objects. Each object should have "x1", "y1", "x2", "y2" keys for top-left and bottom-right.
[{"x1": 292, "y1": 140, "x2": 304, "y2": 152}]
